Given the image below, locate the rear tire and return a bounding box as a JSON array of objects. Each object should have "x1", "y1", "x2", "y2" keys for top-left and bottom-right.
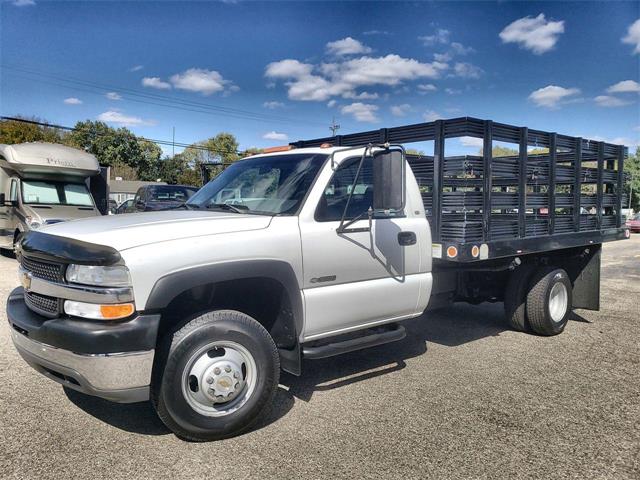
[
  {"x1": 152, "y1": 310, "x2": 280, "y2": 441},
  {"x1": 526, "y1": 267, "x2": 572, "y2": 336},
  {"x1": 504, "y1": 264, "x2": 536, "y2": 332}
]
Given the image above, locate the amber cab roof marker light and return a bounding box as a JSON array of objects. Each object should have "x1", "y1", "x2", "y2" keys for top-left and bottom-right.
[{"x1": 262, "y1": 145, "x2": 295, "y2": 154}]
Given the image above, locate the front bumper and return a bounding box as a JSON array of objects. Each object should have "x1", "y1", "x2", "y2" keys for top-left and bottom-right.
[{"x1": 7, "y1": 287, "x2": 160, "y2": 403}]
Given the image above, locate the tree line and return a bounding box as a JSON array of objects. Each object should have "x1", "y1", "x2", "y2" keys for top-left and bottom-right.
[{"x1": 0, "y1": 117, "x2": 262, "y2": 187}]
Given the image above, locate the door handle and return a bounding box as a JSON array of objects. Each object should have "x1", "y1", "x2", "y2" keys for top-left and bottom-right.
[{"x1": 397, "y1": 231, "x2": 417, "y2": 246}]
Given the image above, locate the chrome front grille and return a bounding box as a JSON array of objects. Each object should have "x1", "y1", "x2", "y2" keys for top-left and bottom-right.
[
  {"x1": 21, "y1": 256, "x2": 65, "y2": 283},
  {"x1": 24, "y1": 291, "x2": 61, "y2": 317}
]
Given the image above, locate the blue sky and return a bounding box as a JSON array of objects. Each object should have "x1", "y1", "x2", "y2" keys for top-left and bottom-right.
[{"x1": 1, "y1": 0, "x2": 639, "y2": 155}]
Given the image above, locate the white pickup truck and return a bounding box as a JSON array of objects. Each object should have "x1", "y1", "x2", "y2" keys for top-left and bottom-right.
[{"x1": 6, "y1": 118, "x2": 629, "y2": 441}]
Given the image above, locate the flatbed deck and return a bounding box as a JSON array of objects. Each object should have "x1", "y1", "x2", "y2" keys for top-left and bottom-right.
[{"x1": 293, "y1": 117, "x2": 629, "y2": 262}]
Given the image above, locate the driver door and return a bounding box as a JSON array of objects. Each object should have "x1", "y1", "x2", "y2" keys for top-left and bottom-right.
[{"x1": 298, "y1": 155, "x2": 423, "y2": 341}]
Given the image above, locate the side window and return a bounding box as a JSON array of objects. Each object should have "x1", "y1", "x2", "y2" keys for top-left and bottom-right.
[
  {"x1": 315, "y1": 157, "x2": 374, "y2": 222},
  {"x1": 134, "y1": 188, "x2": 143, "y2": 205},
  {"x1": 9, "y1": 179, "x2": 18, "y2": 202}
]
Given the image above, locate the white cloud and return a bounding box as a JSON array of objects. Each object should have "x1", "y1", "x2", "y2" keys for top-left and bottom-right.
[
  {"x1": 622, "y1": 19, "x2": 640, "y2": 54},
  {"x1": 423, "y1": 110, "x2": 442, "y2": 122},
  {"x1": 327, "y1": 100, "x2": 337, "y2": 108},
  {"x1": 343, "y1": 91, "x2": 379, "y2": 100},
  {"x1": 63, "y1": 97, "x2": 82, "y2": 105},
  {"x1": 263, "y1": 131, "x2": 289, "y2": 141},
  {"x1": 12, "y1": 0, "x2": 35, "y2": 6},
  {"x1": 266, "y1": 54, "x2": 447, "y2": 102},
  {"x1": 419, "y1": 29, "x2": 450, "y2": 46},
  {"x1": 607, "y1": 80, "x2": 640, "y2": 93},
  {"x1": 105, "y1": 92, "x2": 122, "y2": 101},
  {"x1": 433, "y1": 52, "x2": 452, "y2": 62},
  {"x1": 341, "y1": 102, "x2": 379, "y2": 123},
  {"x1": 170, "y1": 68, "x2": 232, "y2": 95},
  {"x1": 499, "y1": 14, "x2": 565, "y2": 54},
  {"x1": 390, "y1": 104, "x2": 411, "y2": 117},
  {"x1": 129, "y1": 65, "x2": 144, "y2": 72},
  {"x1": 528, "y1": 85, "x2": 580, "y2": 108},
  {"x1": 594, "y1": 95, "x2": 633, "y2": 108},
  {"x1": 142, "y1": 77, "x2": 171, "y2": 90},
  {"x1": 459, "y1": 136, "x2": 484, "y2": 148},
  {"x1": 418, "y1": 83, "x2": 437, "y2": 94},
  {"x1": 445, "y1": 88, "x2": 462, "y2": 95},
  {"x1": 97, "y1": 110, "x2": 156, "y2": 126},
  {"x1": 453, "y1": 62, "x2": 483, "y2": 79},
  {"x1": 263, "y1": 101, "x2": 285, "y2": 109},
  {"x1": 265, "y1": 59, "x2": 313, "y2": 78},
  {"x1": 326, "y1": 37, "x2": 372, "y2": 56},
  {"x1": 450, "y1": 42, "x2": 474, "y2": 55}
]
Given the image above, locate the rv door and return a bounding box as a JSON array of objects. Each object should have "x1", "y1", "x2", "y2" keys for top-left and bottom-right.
[{"x1": 0, "y1": 177, "x2": 19, "y2": 249}]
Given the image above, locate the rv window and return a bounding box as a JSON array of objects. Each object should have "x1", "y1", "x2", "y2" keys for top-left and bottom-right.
[
  {"x1": 10, "y1": 179, "x2": 18, "y2": 202},
  {"x1": 21, "y1": 180, "x2": 94, "y2": 207},
  {"x1": 63, "y1": 184, "x2": 94, "y2": 206}
]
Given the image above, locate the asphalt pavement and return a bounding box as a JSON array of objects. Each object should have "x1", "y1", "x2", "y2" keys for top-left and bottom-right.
[{"x1": 0, "y1": 236, "x2": 638, "y2": 479}]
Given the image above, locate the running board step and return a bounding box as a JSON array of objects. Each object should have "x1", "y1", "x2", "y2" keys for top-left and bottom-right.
[{"x1": 302, "y1": 325, "x2": 406, "y2": 360}]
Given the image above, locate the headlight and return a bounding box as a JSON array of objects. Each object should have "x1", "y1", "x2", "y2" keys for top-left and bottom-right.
[
  {"x1": 65, "y1": 264, "x2": 131, "y2": 287},
  {"x1": 64, "y1": 300, "x2": 134, "y2": 320},
  {"x1": 25, "y1": 216, "x2": 41, "y2": 229}
]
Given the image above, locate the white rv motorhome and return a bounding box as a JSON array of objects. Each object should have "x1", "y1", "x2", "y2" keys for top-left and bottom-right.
[{"x1": 0, "y1": 142, "x2": 102, "y2": 252}]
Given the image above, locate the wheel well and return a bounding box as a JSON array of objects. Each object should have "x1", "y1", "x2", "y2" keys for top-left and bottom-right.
[{"x1": 157, "y1": 277, "x2": 298, "y2": 351}]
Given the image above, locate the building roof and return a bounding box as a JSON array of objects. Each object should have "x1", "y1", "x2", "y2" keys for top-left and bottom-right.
[{"x1": 109, "y1": 180, "x2": 167, "y2": 194}]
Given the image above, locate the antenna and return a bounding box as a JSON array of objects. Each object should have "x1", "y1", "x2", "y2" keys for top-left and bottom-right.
[{"x1": 330, "y1": 116, "x2": 340, "y2": 137}]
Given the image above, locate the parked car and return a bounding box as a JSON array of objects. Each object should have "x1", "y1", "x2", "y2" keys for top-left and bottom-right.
[
  {"x1": 626, "y1": 213, "x2": 640, "y2": 233},
  {"x1": 115, "y1": 198, "x2": 134, "y2": 214},
  {"x1": 108, "y1": 199, "x2": 118, "y2": 215},
  {"x1": 132, "y1": 184, "x2": 198, "y2": 212}
]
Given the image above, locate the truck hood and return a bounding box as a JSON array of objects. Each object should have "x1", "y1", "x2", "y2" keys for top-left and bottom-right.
[{"x1": 38, "y1": 210, "x2": 273, "y2": 251}]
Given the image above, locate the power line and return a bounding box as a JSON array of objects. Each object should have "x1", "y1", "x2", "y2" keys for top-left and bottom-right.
[
  {"x1": 0, "y1": 116, "x2": 242, "y2": 157},
  {"x1": 3, "y1": 64, "x2": 327, "y2": 127}
]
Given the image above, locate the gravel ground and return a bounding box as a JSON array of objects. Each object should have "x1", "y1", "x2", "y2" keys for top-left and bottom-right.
[{"x1": 0, "y1": 237, "x2": 638, "y2": 480}]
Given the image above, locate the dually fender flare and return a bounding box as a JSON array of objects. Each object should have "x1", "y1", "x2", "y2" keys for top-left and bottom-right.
[{"x1": 144, "y1": 259, "x2": 304, "y2": 343}]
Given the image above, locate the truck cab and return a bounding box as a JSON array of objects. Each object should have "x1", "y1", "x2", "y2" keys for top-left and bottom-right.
[
  {"x1": 0, "y1": 143, "x2": 102, "y2": 252},
  {"x1": 5, "y1": 118, "x2": 630, "y2": 441}
]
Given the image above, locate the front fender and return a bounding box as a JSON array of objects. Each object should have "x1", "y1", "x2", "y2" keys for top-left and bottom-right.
[{"x1": 145, "y1": 259, "x2": 304, "y2": 341}]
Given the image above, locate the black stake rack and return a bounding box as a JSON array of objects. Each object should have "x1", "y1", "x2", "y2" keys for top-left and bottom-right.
[{"x1": 293, "y1": 117, "x2": 629, "y2": 262}]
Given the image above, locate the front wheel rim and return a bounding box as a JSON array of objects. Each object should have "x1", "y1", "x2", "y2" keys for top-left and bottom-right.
[
  {"x1": 181, "y1": 341, "x2": 258, "y2": 417},
  {"x1": 549, "y1": 282, "x2": 568, "y2": 323}
]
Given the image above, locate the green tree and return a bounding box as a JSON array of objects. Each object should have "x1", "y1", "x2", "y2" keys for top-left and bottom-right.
[
  {"x1": 0, "y1": 117, "x2": 65, "y2": 144},
  {"x1": 64, "y1": 120, "x2": 161, "y2": 180}
]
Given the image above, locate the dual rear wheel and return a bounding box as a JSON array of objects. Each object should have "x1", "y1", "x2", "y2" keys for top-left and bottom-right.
[{"x1": 505, "y1": 265, "x2": 573, "y2": 336}]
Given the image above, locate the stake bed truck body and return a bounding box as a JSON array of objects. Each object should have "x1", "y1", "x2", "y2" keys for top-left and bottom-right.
[{"x1": 6, "y1": 118, "x2": 630, "y2": 440}]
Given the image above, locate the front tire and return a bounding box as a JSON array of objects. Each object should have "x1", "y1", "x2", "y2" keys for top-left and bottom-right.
[
  {"x1": 526, "y1": 267, "x2": 573, "y2": 336},
  {"x1": 152, "y1": 310, "x2": 280, "y2": 441}
]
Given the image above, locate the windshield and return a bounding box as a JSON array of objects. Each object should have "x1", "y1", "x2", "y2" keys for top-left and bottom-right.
[
  {"x1": 21, "y1": 180, "x2": 94, "y2": 207},
  {"x1": 187, "y1": 153, "x2": 327, "y2": 215},
  {"x1": 149, "y1": 185, "x2": 197, "y2": 202}
]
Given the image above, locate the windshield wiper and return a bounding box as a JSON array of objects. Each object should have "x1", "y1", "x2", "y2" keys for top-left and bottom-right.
[
  {"x1": 165, "y1": 202, "x2": 198, "y2": 210},
  {"x1": 205, "y1": 203, "x2": 248, "y2": 214}
]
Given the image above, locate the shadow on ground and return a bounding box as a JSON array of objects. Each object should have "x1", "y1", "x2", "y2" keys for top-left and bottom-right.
[{"x1": 64, "y1": 301, "x2": 508, "y2": 437}]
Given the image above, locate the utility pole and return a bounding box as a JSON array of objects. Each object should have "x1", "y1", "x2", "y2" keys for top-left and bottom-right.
[
  {"x1": 330, "y1": 116, "x2": 340, "y2": 137},
  {"x1": 172, "y1": 127, "x2": 175, "y2": 157}
]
